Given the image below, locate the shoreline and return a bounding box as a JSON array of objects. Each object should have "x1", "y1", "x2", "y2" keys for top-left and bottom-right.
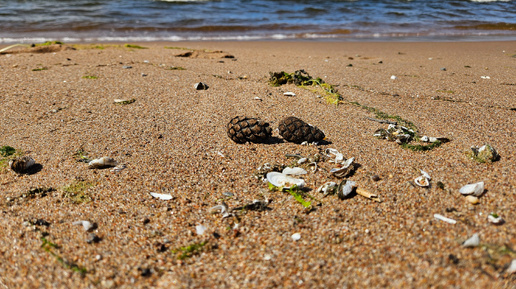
[{"x1": 0, "y1": 40, "x2": 515, "y2": 288}]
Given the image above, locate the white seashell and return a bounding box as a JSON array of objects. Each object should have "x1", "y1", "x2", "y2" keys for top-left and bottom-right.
[
  {"x1": 266, "y1": 172, "x2": 305, "y2": 189},
  {"x1": 487, "y1": 213, "x2": 504, "y2": 225},
  {"x1": 196, "y1": 224, "x2": 207, "y2": 235},
  {"x1": 297, "y1": 157, "x2": 307, "y2": 164},
  {"x1": 506, "y1": 259, "x2": 516, "y2": 274},
  {"x1": 282, "y1": 167, "x2": 307, "y2": 176},
  {"x1": 300, "y1": 141, "x2": 309, "y2": 146},
  {"x1": 72, "y1": 220, "x2": 95, "y2": 232},
  {"x1": 283, "y1": 92, "x2": 296, "y2": 97},
  {"x1": 420, "y1": 170, "x2": 431, "y2": 180},
  {"x1": 254, "y1": 96, "x2": 262, "y2": 101},
  {"x1": 150, "y1": 192, "x2": 173, "y2": 200},
  {"x1": 462, "y1": 233, "x2": 480, "y2": 248},
  {"x1": 316, "y1": 182, "x2": 337, "y2": 195},
  {"x1": 330, "y1": 157, "x2": 354, "y2": 178},
  {"x1": 111, "y1": 164, "x2": 126, "y2": 173},
  {"x1": 325, "y1": 148, "x2": 344, "y2": 163},
  {"x1": 434, "y1": 214, "x2": 456, "y2": 224},
  {"x1": 429, "y1": 137, "x2": 438, "y2": 143},
  {"x1": 480, "y1": 76, "x2": 490, "y2": 79},
  {"x1": 414, "y1": 175, "x2": 430, "y2": 187},
  {"x1": 338, "y1": 180, "x2": 356, "y2": 199},
  {"x1": 459, "y1": 182, "x2": 484, "y2": 197},
  {"x1": 390, "y1": 75, "x2": 397, "y2": 80},
  {"x1": 210, "y1": 203, "x2": 231, "y2": 218},
  {"x1": 88, "y1": 157, "x2": 117, "y2": 169},
  {"x1": 291, "y1": 233, "x2": 301, "y2": 241},
  {"x1": 420, "y1": 136, "x2": 429, "y2": 142}
]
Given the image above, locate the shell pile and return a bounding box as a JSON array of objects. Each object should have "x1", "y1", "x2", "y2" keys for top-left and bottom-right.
[
  {"x1": 88, "y1": 157, "x2": 118, "y2": 169},
  {"x1": 374, "y1": 124, "x2": 414, "y2": 144}
]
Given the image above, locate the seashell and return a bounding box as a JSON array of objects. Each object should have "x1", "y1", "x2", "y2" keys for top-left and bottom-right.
[
  {"x1": 111, "y1": 164, "x2": 126, "y2": 173},
  {"x1": 337, "y1": 180, "x2": 356, "y2": 200},
  {"x1": 414, "y1": 175, "x2": 430, "y2": 187},
  {"x1": 465, "y1": 195, "x2": 479, "y2": 205},
  {"x1": 195, "y1": 224, "x2": 207, "y2": 235},
  {"x1": 283, "y1": 92, "x2": 296, "y2": 97},
  {"x1": 72, "y1": 220, "x2": 97, "y2": 232},
  {"x1": 150, "y1": 192, "x2": 173, "y2": 200},
  {"x1": 210, "y1": 203, "x2": 231, "y2": 218},
  {"x1": 474, "y1": 144, "x2": 499, "y2": 163},
  {"x1": 462, "y1": 233, "x2": 480, "y2": 248},
  {"x1": 266, "y1": 172, "x2": 305, "y2": 189},
  {"x1": 373, "y1": 128, "x2": 388, "y2": 139},
  {"x1": 459, "y1": 181, "x2": 484, "y2": 197},
  {"x1": 420, "y1": 136, "x2": 429, "y2": 142},
  {"x1": 9, "y1": 156, "x2": 36, "y2": 174},
  {"x1": 325, "y1": 148, "x2": 344, "y2": 163},
  {"x1": 330, "y1": 157, "x2": 354, "y2": 178},
  {"x1": 291, "y1": 233, "x2": 301, "y2": 241},
  {"x1": 506, "y1": 259, "x2": 516, "y2": 274},
  {"x1": 316, "y1": 182, "x2": 337, "y2": 195},
  {"x1": 194, "y1": 82, "x2": 209, "y2": 90},
  {"x1": 434, "y1": 214, "x2": 456, "y2": 224},
  {"x1": 390, "y1": 75, "x2": 397, "y2": 80},
  {"x1": 297, "y1": 157, "x2": 307, "y2": 164},
  {"x1": 282, "y1": 167, "x2": 307, "y2": 176},
  {"x1": 88, "y1": 157, "x2": 117, "y2": 169},
  {"x1": 420, "y1": 170, "x2": 431, "y2": 180},
  {"x1": 487, "y1": 213, "x2": 504, "y2": 225}
]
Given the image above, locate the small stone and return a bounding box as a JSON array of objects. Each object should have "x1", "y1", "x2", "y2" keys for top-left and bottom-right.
[
  {"x1": 122, "y1": 66, "x2": 132, "y2": 69},
  {"x1": 86, "y1": 233, "x2": 101, "y2": 244},
  {"x1": 506, "y1": 259, "x2": 516, "y2": 274},
  {"x1": 142, "y1": 218, "x2": 150, "y2": 225},
  {"x1": 390, "y1": 75, "x2": 397, "y2": 80},
  {"x1": 440, "y1": 67, "x2": 447, "y2": 71},
  {"x1": 465, "y1": 195, "x2": 479, "y2": 205},
  {"x1": 196, "y1": 224, "x2": 207, "y2": 235},
  {"x1": 291, "y1": 233, "x2": 301, "y2": 241},
  {"x1": 462, "y1": 233, "x2": 480, "y2": 248},
  {"x1": 371, "y1": 175, "x2": 380, "y2": 182}
]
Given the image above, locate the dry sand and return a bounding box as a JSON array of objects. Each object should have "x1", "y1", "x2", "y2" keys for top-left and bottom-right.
[{"x1": 0, "y1": 41, "x2": 515, "y2": 288}]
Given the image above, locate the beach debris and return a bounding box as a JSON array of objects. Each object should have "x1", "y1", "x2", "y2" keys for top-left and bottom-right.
[
  {"x1": 462, "y1": 233, "x2": 480, "y2": 248},
  {"x1": 111, "y1": 164, "x2": 126, "y2": 173},
  {"x1": 209, "y1": 203, "x2": 231, "y2": 218},
  {"x1": 466, "y1": 144, "x2": 499, "y2": 163},
  {"x1": 227, "y1": 116, "x2": 272, "y2": 144},
  {"x1": 371, "y1": 175, "x2": 381, "y2": 182},
  {"x1": 356, "y1": 188, "x2": 381, "y2": 202},
  {"x1": 114, "y1": 98, "x2": 136, "y2": 105},
  {"x1": 282, "y1": 167, "x2": 307, "y2": 176},
  {"x1": 487, "y1": 212, "x2": 504, "y2": 225},
  {"x1": 465, "y1": 195, "x2": 480, "y2": 205},
  {"x1": 194, "y1": 82, "x2": 209, "y2": 90},
  {"x1": 86, "y1": 233, "x2": 101, "y2": 244},
  {"x1": 278, "y1": 116, "x2": 325, "y2": 144},
  {"x1": 414, "y1": 170, "x2": 431, "y2": 187},
  {"x1": 266, "y1": 172, "x2": 305, "y2": 189},
  {"x1": 337, "y1": 180, "x2": 356, "y2": 200},
  {"x1": 150, "y1": 192, "x2": 173, "y2": 200},
  {"x1": 223, "y1": 192, "x2": 234, "y2": 197},
  {"x1": 254, "y1": 163, "x2": 285, "y2": 180},
  {"x1": 297, "y1": 157, "x2": 307, "y2": 164},
  {"x1": 317, "y1": 182, "x2": 338, "y2": 196},
  {"x1": 9, "y1": 156, "x2": 36, "y2": 174},
  {"x1": 434, "y1": 214, "x2": 457, "y2": 224},
  {"x1": 72, "y1": 220, "x2": 97, "y2": 232},
  {"x1": 480, "y1": 76, "x2": 491, "y2": 79},
  {"x1": 291, "y1": 233, "x2": 301, "y2": 241},
  {"x1": 283, "y1": 92, "x2": 296, "y2": 97},
  {"x1": 254, "y1": 96, "x2": 262, "y2": 101},
  {"x1": 195, "y1": 225, "x2": 207, "y2": 235},
  {"x1": 459, "y1": 181, "x2": 485, "y2": 197},
  {"x1": 390, "y1": 75, "x2": 397, "y2": 80},
  {"x1": 374, "y1": 124, "x2": 414, "y2": 144},
  {"x1": 122, "y1": 66, "x2": 132, "y2": 69},
  {"x1": 506, "y1": 259, "x2": 516, "y2": 274},
  {"x1": 88, "y1": 157, "x2": 117, "y2": 169},
  {"x1": 330, "y1": 157, "x2": 355, "y2": 178},
  {"x1": 325, "y1": 148, "x2": 344, "y2": 163}
]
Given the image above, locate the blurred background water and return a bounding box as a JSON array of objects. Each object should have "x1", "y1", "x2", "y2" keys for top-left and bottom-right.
[{"x1": 0, "y1": 0, "x2": 515, "y2": 43}]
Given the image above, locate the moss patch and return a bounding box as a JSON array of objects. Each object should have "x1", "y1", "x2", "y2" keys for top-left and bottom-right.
[
  {"x1": 124, "y1": 44, "x2": 148, "y2": 49},
  {"x1": 82, "y1": 75, "x2": 98, "y2": 79},
  {"x1": 171, "y1": 241, "x2": 207, "y2": 260},
  {"x1": 62, "y1": 180, "x2": 94, "y2": 204}
]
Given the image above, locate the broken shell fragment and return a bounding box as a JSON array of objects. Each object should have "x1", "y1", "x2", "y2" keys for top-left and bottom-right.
[
  {"x1": 150, "y1": 192, "x2": 173, "y2": 200},
  {"x1": 88, "y1": 157, "x2": 117, "y2": 169},
  {"x1": 283, "y1": 92, "x2": 296, "y2": 97},
  {"x1": 487, "y1": 213, "x2": 504, "y2": 225},
  {"x1": 266, "y1": 172, "x2": 305, "y2": 189},
  {"x1": 506, "y1": 259, "x2": 516, "y2": 274},
  {"x1": 196, "y1": 224, "x2": 207, "y2": 235},
  {"x1": 462, "y1": 233, "x2": 480, "y2": 248},
  {"x1": 210, "y1": 203, "x2": 231, "y2": 218},
  {"x1": 291, "y1": 233, "x2": 301, "y2": 241},
  {"x1": 317, "y1": 182, "x2": 337, "y2": 196},
  {"x1": 434, "y1": 214, "x2": 456, "y2": 224},
  {"x1": 282, "y1": 167, "x2": 307, "y2": 176},
  {"x1": 72, "y1": 220, "x2": 97, "y2": 232},
  {"x1": 194, "y1": 82, "x2": 209, "y2": 90},
  {"x1": 459, "y1": 182, "x2": 484, "y2": 197},
  {"x1": 337, "y1": 180, "x2": 356, "y2": 200},
  {"x1": 465, "y1": 195, "x2": 480, "y2": 205},
  {"x1": 325, "y1": 148, "x2": 344, "y2": 163},
  {"x1": 9, "y1": 156, "x2": 36, "y2": 174},
  {"x1": 467, "y1": 144, "x2": 499, "y2": 163},
  {"x1": 330, "y1": 157, "x2": 355, "y2": 178},
  {"x1": 297, "y1": 157, "x2": 307, "y2": 164},
  {"x1": 414, "y1": 175, "x2": 430, "y2": 187}
]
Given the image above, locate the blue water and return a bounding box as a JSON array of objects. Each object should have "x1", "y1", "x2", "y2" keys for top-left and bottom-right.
[{"x1": 0, "y1": 0, "x2": 515, "y2": 43}]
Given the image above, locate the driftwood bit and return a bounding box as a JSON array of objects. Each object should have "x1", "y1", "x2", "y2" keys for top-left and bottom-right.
[{"x1": 356, "y1": 188, "x2": 382, "y2": 203}]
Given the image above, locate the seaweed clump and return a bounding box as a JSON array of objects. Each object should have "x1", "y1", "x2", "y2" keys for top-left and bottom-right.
[{"x1": 269, "y1": 70, "x2": 341, "y2": 104}]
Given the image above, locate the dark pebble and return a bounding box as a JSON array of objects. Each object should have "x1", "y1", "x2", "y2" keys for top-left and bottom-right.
[
  {"x1": 122, "y1": 66, "x2": 132, "y2": 69},
  {"x1": 86, "y1": 233, "x2": 101, "y2": 244},
  {"x1": 440, "y1": 67, "x2": 447, "y2": 71},
  {"x1": 371, "y1": 175, "x2": 380, "y2": 182}
]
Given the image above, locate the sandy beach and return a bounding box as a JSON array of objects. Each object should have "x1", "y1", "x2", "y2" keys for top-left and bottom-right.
[{"x1": 0, "y1": 41, "x2": 515, "y2": 288}]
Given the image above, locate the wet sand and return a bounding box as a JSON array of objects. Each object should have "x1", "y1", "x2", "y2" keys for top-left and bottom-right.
[{"x1": 0, "y1": 41, "x2": 515, "y2": 288}]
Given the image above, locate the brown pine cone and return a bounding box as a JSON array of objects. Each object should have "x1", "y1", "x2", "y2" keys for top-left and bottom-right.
[
  {"x1": 227, "y1": 116, "x2": 272, "y2": 144},
  {"x1": 278, "y1": 116, "x2": 325, "y2": 144}
]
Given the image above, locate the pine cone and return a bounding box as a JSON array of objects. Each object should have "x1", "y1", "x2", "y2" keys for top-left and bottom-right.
[
  {"x1": 227, "y1": 116, "x2": 272, "y2": 144},
  {"x1": 278, "y1": 116, "x2": 325, "y2": 144}
]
